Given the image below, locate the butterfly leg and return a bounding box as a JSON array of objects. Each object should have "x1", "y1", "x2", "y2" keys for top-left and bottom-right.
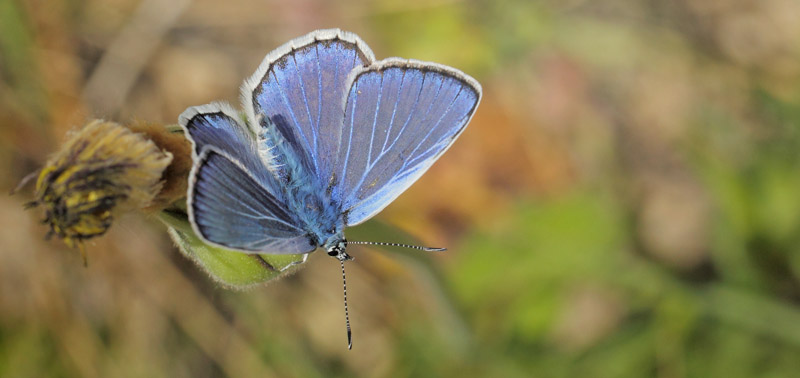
[{"x1": 279, "y1": 253, "x2": 309, "y2": 272}]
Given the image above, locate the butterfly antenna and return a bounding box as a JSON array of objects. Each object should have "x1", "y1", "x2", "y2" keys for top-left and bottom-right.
[
  {"x1": 346, "y1": 240, "x2": 446, "y2": 252},
  {"x1": 339, "y1": 258, "x2": 353, "y2": 349}
]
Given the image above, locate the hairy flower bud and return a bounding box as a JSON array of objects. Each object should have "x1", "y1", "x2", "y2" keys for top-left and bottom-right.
[{"x1": 27, "y1": 120, "x2": 173, "y2": 261}]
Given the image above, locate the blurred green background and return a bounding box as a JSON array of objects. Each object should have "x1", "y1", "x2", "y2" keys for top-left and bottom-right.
[{"x1": 4, "y1": 0, "x2": 800, "y2": 377}]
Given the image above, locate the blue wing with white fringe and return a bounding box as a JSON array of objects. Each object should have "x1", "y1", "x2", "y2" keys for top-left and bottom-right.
[
  {"x1": 333, "y1": 60, "x2": 481, "y2": 226},
  {"x1": 243, "y1": 29, "x2": 375, "y2": 187},
  {"x1": 180, "y1": 105, "x2": 316, "y2": 254}
]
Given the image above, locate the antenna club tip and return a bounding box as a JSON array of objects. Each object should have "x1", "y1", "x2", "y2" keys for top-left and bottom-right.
[
  {"x1": 347, "y1": 330, "x2": 352, "y2": 350},
  {"x1": 424, "y1": 247, "x2": 447, "y2": 252}
]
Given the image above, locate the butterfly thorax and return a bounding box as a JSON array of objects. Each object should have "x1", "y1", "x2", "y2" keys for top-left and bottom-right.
[{"x1": 292, "y1": 186, "x2": 344, "y2": 247}]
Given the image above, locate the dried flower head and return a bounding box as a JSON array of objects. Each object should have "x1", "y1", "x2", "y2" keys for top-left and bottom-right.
[
  {"x1": 126, "y1": 120, "x2": 193, "y2": 211},
  {"x1": 27, "y1": 120, "x2": 173, "y2": 261}
]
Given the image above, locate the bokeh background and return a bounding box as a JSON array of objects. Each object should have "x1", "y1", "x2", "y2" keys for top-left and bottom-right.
[{"x1": 4, "y1": 0, "x2": 800, "y2": 377}]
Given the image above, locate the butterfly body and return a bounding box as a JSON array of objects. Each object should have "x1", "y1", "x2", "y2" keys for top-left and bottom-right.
[
  {"x1": 254, "y1": 98, "x2": 347, "y2": 255},
  {"x1": 181, "y1": 29, "x2": 480, "y2": 262}
]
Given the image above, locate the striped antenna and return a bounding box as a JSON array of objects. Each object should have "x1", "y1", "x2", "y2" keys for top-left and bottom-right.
[
  {"x1": 339, "y1": 258, "x2": 352, "y2": 349},
  {"x1": 346, "y1": 240, "x2": 446, "y2": 252},
  {"x1": 334, "y1": 240, "x2": 446, "y2": 349}
]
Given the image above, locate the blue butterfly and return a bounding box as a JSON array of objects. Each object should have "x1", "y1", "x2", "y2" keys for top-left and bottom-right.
[{"x1": 179, "y1": 29, "x2": 481, "y2": 348}]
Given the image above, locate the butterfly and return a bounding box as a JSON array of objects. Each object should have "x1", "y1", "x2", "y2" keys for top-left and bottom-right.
[{"x1": 179, "y1": 29, "x2": 481, "y2": 348}]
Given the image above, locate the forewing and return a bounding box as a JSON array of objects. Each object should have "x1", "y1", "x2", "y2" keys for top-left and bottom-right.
[
  {"x1": 334, "y1": 59, "x2": 481, "y2": 226},
  {"x1": 189, "y1": 147, "x2": 316, "y2": 254},
  {"x1": 242, "y1": 29, "x2": 375, "y2": 184}
]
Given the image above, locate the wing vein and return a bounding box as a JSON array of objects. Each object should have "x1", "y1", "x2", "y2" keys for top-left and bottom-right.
[
  {"x1": 344, "y1": 72, "x2": 383, "y2": 201},
  {"x1": 367, "y1": 72, "x2": 383, "y2": 167},
  {"x1": 315, "y1": 44, "x2": 323, "y2": 161},
  {"x1": 404, "y1": 138, "x2": 449, "y2": 169},
  {"x1": 338, "y1": 82, "x2": 358, "y2": 197},
  {"x1": 206, "y1": 176, "x2": 302, "y2": 232},
  {"x1": 270, "y1": 68, "x2": 318, "y2": 172},
  {"x1": 372, "y1": 72, "x2": 427, "y2": 165},
  {"x1": 381, "y1": 69, "x2": 406, "y2": 154},
  {"x1": 292, "y1": 53, "x2": 318, "y2": 159},
  {"x1": 401, "y1": 83, "x2": 463, "y2": 171}
]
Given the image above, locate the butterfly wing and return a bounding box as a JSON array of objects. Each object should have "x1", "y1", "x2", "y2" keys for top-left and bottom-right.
[
  {"x1": 181, "y1": 105, "x2": 315, "y2": 254},
  {"x1": 208, "y1": 29, "x2": 479, "y2": 237},
  {"x1": 242, "y1": 29, "x2": 375, "y2": 185},
  {"x1": 180, "y1": 103, "x2": 276, "y2": 186},
  {"x1": 333, "y1": 59, "x2": 481, "y2": 226},
  {"x1": 189, "y1": 147, "x2": 316, "y2": 254}
]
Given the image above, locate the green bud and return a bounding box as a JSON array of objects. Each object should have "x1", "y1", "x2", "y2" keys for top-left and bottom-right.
[{"x1": 159, "y1": 209, "x2": 304, "y2": 289}]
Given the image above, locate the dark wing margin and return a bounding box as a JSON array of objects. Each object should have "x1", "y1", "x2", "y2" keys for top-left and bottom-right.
[
  {"x1": 188, "y1": 146, "x2": 316, "y2": 254},
  {"x1": 241, "y1": 28, "x2": 376, "y2": 186},
  {"x1": 333, "y1": 59, "x2": 481, "y2": 226}
]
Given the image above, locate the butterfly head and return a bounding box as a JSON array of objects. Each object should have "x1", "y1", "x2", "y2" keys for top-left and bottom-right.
[{"x1": 325, "y1": 238, "x2": 352, "y2": 262}]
